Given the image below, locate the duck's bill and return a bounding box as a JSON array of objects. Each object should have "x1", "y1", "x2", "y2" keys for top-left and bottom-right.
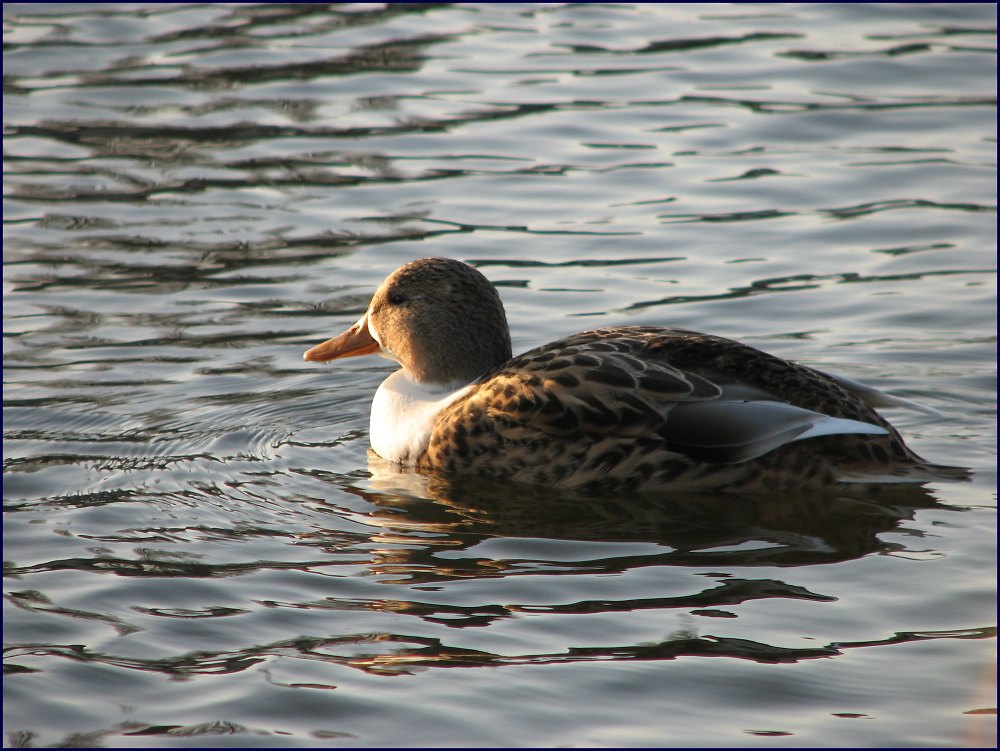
[{"x1": 303, "y1": 317, "x2": 380, "y2": 362}]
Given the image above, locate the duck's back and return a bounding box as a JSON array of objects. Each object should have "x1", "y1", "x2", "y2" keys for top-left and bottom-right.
[{"x1": 417, "y1": 326, "x2": 943, "y2": 492}]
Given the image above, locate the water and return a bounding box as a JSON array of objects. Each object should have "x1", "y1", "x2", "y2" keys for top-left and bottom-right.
[{"x1": 3, "y1": 3, "x2": 996, "y2": 747}]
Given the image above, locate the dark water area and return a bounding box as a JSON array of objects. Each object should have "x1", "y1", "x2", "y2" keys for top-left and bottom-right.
[{"x1": 3, "y1": 3, "x2": 996, "y2": 747}]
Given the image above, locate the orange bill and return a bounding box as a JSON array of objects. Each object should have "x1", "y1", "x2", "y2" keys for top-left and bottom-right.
[{"x1": 303, "y1": 316, "x2": 380, "y2": 362}]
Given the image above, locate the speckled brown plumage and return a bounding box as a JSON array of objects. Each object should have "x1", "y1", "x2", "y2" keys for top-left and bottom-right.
[{"x1": 416, "y1": 326, "x2": 937, "y2": 491}]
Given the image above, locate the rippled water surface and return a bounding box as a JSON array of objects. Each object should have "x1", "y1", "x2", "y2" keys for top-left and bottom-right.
[{"x1": 4, "y1": 3, "x2": 997, "y2": 747}]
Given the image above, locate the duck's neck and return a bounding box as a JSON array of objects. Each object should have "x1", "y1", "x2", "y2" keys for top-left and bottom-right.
[
  {"x1": 398, "y1": 302, "x2": 512, "y2": 385},
  {"x1": 369, "y1": 370, "x2": 473, "y2": 464}
]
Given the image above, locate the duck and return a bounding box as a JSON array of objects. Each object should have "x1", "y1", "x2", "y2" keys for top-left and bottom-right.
[{"x1": 303, "y1": 257, "x2": 961, "y2": 493}]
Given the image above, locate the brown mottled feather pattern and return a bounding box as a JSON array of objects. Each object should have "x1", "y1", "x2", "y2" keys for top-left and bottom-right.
[
  {"x1": 304, "y1": 258, "x2": 964, "y2": 493},
  {"x1": 419, "y1": 326, "x2": 922, "y2": 491}
]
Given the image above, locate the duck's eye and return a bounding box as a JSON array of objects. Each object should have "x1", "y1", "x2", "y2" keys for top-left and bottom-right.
[{"x1": 387, "y1": 291, "x2": 408, "y2": 306}]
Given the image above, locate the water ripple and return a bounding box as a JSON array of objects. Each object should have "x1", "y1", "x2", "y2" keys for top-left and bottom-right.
[{"x1": 4, "y1": 2, "x2": 995, "y2": 747}]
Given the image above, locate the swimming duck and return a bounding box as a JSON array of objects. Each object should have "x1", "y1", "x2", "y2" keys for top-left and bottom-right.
[{"x1": 304, "y1": 257, "x2": 958, "y2": 492}]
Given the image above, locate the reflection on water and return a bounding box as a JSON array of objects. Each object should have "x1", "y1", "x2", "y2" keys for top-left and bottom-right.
[
  {"x1": 363, "y1": 457, "x2": 953, "y2": 568},
  {"x1": 7, "y1": 461, "x2": 989, "y2": 675},
  {"x1": 4, "y1": 2, "x2": 996, "y2": 748}
]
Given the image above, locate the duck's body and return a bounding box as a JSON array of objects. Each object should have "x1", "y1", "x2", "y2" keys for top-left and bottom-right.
[{"x1": 304, "y1": 257, "x2": 959, "y2": 493}]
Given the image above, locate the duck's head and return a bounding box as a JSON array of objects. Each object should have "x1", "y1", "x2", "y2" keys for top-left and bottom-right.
[{"x1": 303, "y1": 257, "x2": 513, "y2": 386}]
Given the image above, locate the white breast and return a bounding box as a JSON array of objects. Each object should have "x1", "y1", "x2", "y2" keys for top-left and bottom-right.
[{"x1": 369, "y1": 370, "x2": 473, "y2": 464}]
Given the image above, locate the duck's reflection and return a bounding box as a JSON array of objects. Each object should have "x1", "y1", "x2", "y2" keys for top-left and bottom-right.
[
  {"x1": 350, "y1": 450, "x2": 951, "y2": 579},
  {"x1": 268, "y1": 455, "x2": 981, "y2": 677}
]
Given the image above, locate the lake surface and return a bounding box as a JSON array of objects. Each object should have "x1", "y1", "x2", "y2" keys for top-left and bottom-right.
[{"x1": 3, "y1": 3, "x2": 997, "y2": 747}]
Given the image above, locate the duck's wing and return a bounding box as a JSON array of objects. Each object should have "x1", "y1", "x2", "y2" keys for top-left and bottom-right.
[
  {"x1": 660, "y1": 399, "x2": 886, "y2": 463},
  {"x1": 440, "y1": 327, "x2": 889, "y2": 465}
]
